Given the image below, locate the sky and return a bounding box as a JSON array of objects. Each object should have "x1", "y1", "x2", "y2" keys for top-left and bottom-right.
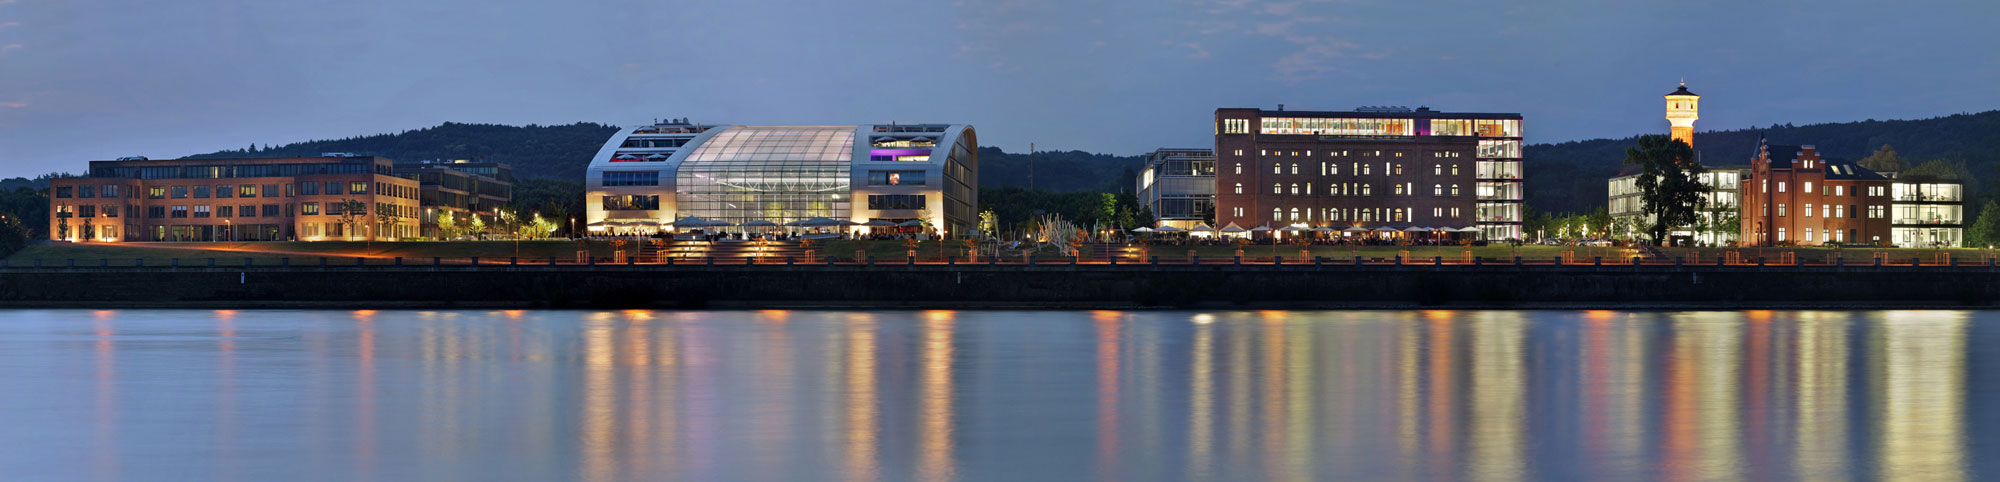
[{"x1": 2, "y1": 0, "x2": 1997, "y2": 178}]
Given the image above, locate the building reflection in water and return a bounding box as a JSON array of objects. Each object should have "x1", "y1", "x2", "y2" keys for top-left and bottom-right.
[
  {"x1": 42, "y1": 309, "x2": 1990, "y2": 480},
  {"x1": 1873, "y1": 311, "x2": 1967, "y2": 481}
]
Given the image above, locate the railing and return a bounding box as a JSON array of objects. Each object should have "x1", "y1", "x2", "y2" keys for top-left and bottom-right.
[
  {"x1": 1892, "y1": 218, "x2": 1961, "y2": 225},
  {"x1": 10, "y1": 253, "x2": 2000, "y2": 269}
]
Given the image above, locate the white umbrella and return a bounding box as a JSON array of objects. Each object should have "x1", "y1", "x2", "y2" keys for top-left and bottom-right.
[
  {"x1": 1191, "y1": 224, "x2": 1215, "y2": 232},
  {"x1": 1312, "y1": 226, "x2": 1337, "y2": 232},
  {"x1": 1154, "y1": 225, "x2": 1185, "y2": 233},
  {"x1": 864, "y1": 219, "x2": 896, "y2": 226},
  {"x1": 706, "y1": 220, "x2": 735, "y2": 227},
  {"x1": 1343, "y1": 226, "x2": 1370, "y2": 233},
  {"x1": 1250, "y1": 226, "x2": 1273, "y2": 232},
  {"x1": 1280, "y1": 225, "x2": 1309, "y2": 232},
  {"x1": 672, "y1": 216, "x2": 711, "y2": 228},
  {"x1": 1457, "y1": 226, "x2": 1483, "y2": 233},
  {"x1": 1131, "y1": 227, "x2": 1155, "y2": 233},
  {"x1": 1402, "y1": 226, "x2": 1429, "y2": 232},
  {"x1": 795, "y1": 217, "x2": 846, "y2": 227},
  {"x1": 1220, "y1": 223, "x2": 1247, "y2": 233},
  {"x1": 1374, "y1": 227, "x2": 1400, "y2": 233}
]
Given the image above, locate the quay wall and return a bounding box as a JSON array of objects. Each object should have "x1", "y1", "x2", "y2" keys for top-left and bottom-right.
[{"x1": 1, "y1": 263, "x2": 1997, "y2": 309}]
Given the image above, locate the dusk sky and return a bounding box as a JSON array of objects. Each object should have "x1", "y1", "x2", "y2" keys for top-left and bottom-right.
[{"x1": 2, "y1": 0, "x2": 1996, "y2": 178}]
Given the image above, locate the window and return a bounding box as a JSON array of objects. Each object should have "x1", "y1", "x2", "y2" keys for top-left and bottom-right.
[
  {"x1": 192, "y1": 185, "x2": 209, "y2": 198},
  {"x1": 1803, "y1": 228, "x2": 1813, "y2": 242},
  {"x1": 1433, "y1": 184, "x2": 1442, "y2": 196},
  {"x1": 1273, "y1": 164, "x2": 1281, "y2": 174},
  {"x1": 1394, "y1": 184, "x2": 1405, "y2": 196},
  {"x1": 1778, "y1": 182, "x2": 1786, "y2": 193},
  {"x1": 1222, "y1": 118, "x2": 1250, "y2": 134},
  {"x1": 102, "y1": 185, "x2": 120, "y2": 198},
  {"x1": 302, "y1": 202, "x2": 320, "y2": 215},
  {"x1": 102, "y1": 205, "x2": 118, "y2": 218},
  {"x1": 349, "y1": 182, "x2": 367, "y2": 194},
  {"x1": 1778, "y1": 204, "x2": 1787, "y2": 217},
  {"x1": 1804, "y1": 181, "x2": 1813, "y2": 193},
  {"x1": 1778, "y1": 228, "x2": 1787, "y2": 241},
  {"x1": 1869, "y1": 205, "x2": 1885, "y2": 218},
  {"x1": 1289, "y1": 208, "x2": 1300, "y2": 221},
  {"x1": 326, "y1": 182, "x2": 343, "y2": 195},
  {"x1": 78, "y1": 186, "x2": 95, "y2": 198},
  {"x1": 79, "y1": 205, "x2": 95, "y2": 217},
  {"x1": 324, "y1": 202, "x2": 341, "y2": 215},
  {"x1": 54, "y1": 187, "x2": 71, "y2": 198},
  {"x1": 866, "y1": 171, "x2": 926, "y2": 186},
  {"x1": 1821, "y1": 204, "x2": 1830, "y2": 218},
  {"x1": 1272, "y1": 183, "x2": 1282, "y2": 194},
  {"x1": 1761, "y1": 180, "x2": 1768, "y2": 193},
  {"x1": 1289, "y1": 183, "x2": 1299, "y2": 195},
  {"x1": 1761, "y1": 204, "x2": 1769, "y2": 216},
  {"x1": 1233, "y1": 183, "x2": 1243, "y2": 194},
  {"x1": 1233, "y1": 163, "x2": 1242, "y2": 174},
  {"x1": 1835, "y1": 185, "x2": 1845, "y2": 196},
  {"x1": 240, "y1": 185, "x2": 258, "y2": 197},
  {"x1": 218, "y1": 206, "x2": 232, "y2": 217},
  {"x1": 171, "y1": 205, "x2": 188, "y2": 218},
  {"x1": 241, "y1": 204, "x2": 258, "y2": 217},
  {"x1": 193, "y1": 205, "x2": 211, "y2": 218},
  {"x1": 1272, "y1": 208, "x2": 1282, "y2": 220},
  {"x1": 1362, "y1": 184, "x2": 1372, "y2": 196},
  {"x1": 1434, "y1": 164, "x2": 1442, "y2": 175},
  {"x1": 147, "y1": 206, "x2": 165, "y2": 218},
  {"x1": 262, "y1": 204, "x2": 280, "y2": 217},
  {"x1": 216, "y1": 185, "x2": 233, "y2": 198},
  {"x1": 265, "y1": 184, "x2": 281, "y2": 197},
  {"x1": 300, "y1": 182, "x2": 318, "y2": 195},
  {"x1": 171, "y1": 186, "x2": 188, "y2": 199},
  {"x1": 866, "y1": 194, "x2": 924, "y2": 210},
  {"x1": 600, "y1": 170, "x2": 663, "y2": 187},
  {"x1": 1805, "y1": 204, "x2": 1814, "y2": 217},
  {"x1": 1451, "y1": 184, "x2": 1460, "y2": 196},
  {"x1": 1290, "y1": 164, "x2": 1298, "y2": 174},
  {"x1": 1451, "y1": 165, "x2": 1460, "y2": 176}
]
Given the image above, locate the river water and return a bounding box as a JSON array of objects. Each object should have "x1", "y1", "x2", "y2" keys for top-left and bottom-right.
[{"x1": 0, "y1": 309, "x2": 1994, "y2": 481}]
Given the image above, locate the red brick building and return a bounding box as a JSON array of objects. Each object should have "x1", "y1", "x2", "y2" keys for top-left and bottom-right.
[
  {"x1": 1737, "y1": 140, "x2": 1891, "y2": 246},
  {"x1": 1214, "y1": 107, "x2": 1523, "y2": 238},
  {"x1": 48, "y1": 156, "x2": 422, "y2": 242}
]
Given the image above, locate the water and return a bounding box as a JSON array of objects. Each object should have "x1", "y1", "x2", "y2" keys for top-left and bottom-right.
[{"x1": 1, "y1": 310, "x2": 1995, "y2": 481}]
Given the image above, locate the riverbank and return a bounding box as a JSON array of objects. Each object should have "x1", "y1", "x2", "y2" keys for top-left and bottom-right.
[{"x1": 3, "y1": 263, "x2": 1995, "y2": 309}]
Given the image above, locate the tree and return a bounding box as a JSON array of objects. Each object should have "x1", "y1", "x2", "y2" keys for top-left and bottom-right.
[
  {"x1": 1587, "y1": 207, "x2": 1613, "y2": 238},
  {"x1": 468, "y1": 215, "x2": 487, "y2": 239},
  {"x1": 1968, "y1": 199, "x2": 2000, "y2": 248},
  {"x1": 1625, "y1": 135, "x2": 1708, "y2": 245},
  {"x1": 436, "y1": 211, "x2": 460, "y2": 240},
  {"x1": 1857, "y1": 144, "x2": 1908, "y2": 173},
  {"x1": 336, "y1": 198, "x2": 366, "y2": 242},
  {"x1": 977, "y1": 210, "x2": 998, "y2": 237},
  {"x1": 377, "y1": 203, "x2": 402, "y2": 241},
  {"x1": 1198, "y1": 202, "x2": 1216, "y2": 226}
]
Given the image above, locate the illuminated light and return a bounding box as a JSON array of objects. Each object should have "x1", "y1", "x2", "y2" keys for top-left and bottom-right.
[
  {"x1": 1584, "y1": 310, "x2": 1615, "y2": 321},
  {"x1": 759, "y1": 310, "x2": 791, "y2": 322},
  {"x1": 1423, "y1": 310, "x2": 1454, "y2": 321},
  {"x1": 1191, "y1": 314, "x2": 1216, "y2": 324},
  {"x1": 500, "y1": 310, "x2": 525, "y2": 320},
  {"x1": 622, "y1": 309, "x2": 655, "y2": 321},
  {"x1": 922, "y1": 310, "x2": 956, "y2": 322},
  {"x1": 352, "y1": 310, "x2": 377, "y2": 321}
]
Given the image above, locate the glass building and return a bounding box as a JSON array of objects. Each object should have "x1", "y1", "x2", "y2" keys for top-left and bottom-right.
[
  {"x1": 584, "y1": 120, "x2": 978, "y2": 236},
  {"x1": 1135, "y1": 148, "x2": 1216, "y2": 229}
]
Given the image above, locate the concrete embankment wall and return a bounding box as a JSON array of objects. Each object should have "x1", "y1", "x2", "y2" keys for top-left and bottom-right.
[{"x1": 3, "y1": 263, "x2": 1997, "y2": 309}]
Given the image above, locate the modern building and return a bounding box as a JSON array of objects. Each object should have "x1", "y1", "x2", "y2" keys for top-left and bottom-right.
[
  {"x1": 1135, "y1": 148, "x2": 1216, "y2": 229},
  {"x1": 1886, "y1": 172, "x2": 1965, "y2": 248},
  {"x1": 393, "y1": 160, "x2": 514, "y2": 238},
  {"x1": 1213, "y1": 106, "x2": 1524, "y2": 239},
  {"x1": 1608, "y1": 167, "x2": 1745, "y2": 245},
  {"x1": 583, "y1": 119, "x2": 979, "y2": 236},
  {"x1": 48, "y1": 155, "x2": 422, "y2": 242}
]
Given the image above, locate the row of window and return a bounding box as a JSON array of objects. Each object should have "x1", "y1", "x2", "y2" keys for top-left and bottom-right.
[
  {"x1": 122, "y1": 181, "x2": 395, "y2": 200},
  {"x1": 89, "y1": 162, "x2": 384, "y2": 180},
  {"x1": 1771, "y1": 228, "x2": 1875, "y2": 244},
  {"x1": 1233, "y1": 161, "x2": 1473, "y2": 178},
  {"x1": 1264, "y1": 207, "x2": 1416, "y2": 223},
  {"x1": 602, "y1": 171, "x2": 661, "y2": 187},
  {"x1": 1762, "y1": 203, "x2": 1886, "y2": 219},
  {"x1": 52, "y1": 185, "x2": 120, "y2": 199},
  {"x1": 1761, "y1": 180, "x2": 1887, "y2": 198},
  {"x1": 133, "y1": 201, "x2": 416, "y2": 219},
  {"x1": 1233, "y1": 182, "x2": 1464, "y2": 197}
]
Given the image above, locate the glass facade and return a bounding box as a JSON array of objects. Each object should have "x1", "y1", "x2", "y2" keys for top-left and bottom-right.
[{"x1": 676, "y1": 127, "x2": 855, "y2": 226}]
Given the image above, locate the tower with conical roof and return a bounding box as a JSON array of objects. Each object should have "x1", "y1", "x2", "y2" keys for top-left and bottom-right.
[{"x1": 1665, "y1": 80, "x2": 1699, "y2": 147}]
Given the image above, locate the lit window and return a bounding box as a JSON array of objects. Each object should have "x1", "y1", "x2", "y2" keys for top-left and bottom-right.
[
  {"x1": 1778, "y1": 182, "x2": 1786, "y2": 193},
  {"x1": 1451, "y1": 184, "x2": 1460, "y2": 196},
  {"x1": 1805, "y1": 203, "x2": 1814, "y2": 217},
  {"x1": 1234, "y1": 183, "x2": 1243, "y2": 194},
  {"x1": 1804, "y1": 181, "x2": 1814, "y2": 193},
  {"x1": 1290, "y1": 183, "x2": 1299, "y2": 195},
  {"x1": 1273, "y1": 183, "x2": 1281, "y2": 194},
  {"x1": 1234, "y1": 163, "x2": 1242, "y2": 174},
  {"x1": 1778, "y1": 203, "x2": 1787, "y2": 217},
  {"x1": 1434, "y1": 164, "x2": 1442, "y2": 175},
  {"x1": 1290, "y1": 163, "x2": 1298, "y2": 174},
  {"x1": 1273, "y1": 164, "x2": 1281, "y2": 174}
]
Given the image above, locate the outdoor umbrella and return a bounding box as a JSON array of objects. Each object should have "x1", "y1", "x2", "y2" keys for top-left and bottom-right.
[
  {"x1": 1457, "y1": 226, "x2": 1483, "y2": 233},
  {"x1": 896, "y1": 220, "x2": 924, "y2": 227},
  {"x1": 1343, "y1": 226, "x2": 1371, "y2": 233},
  {"x1": 672, "y1": 216, "x2": 711, "y2": 228},
  {"x1": 1250, "y1": 226, "x2": 1274, "y2": 232},
  {"x1": 742, "y1": 220, "x2": 778, "y2": 227},
  {"x1": 1190, "y1": 224, "x2": 1214, "y2": 232},
  {"x1": 1131, "y1": 227, "x2": 1155, "y2": 233},
  {"x1": 865, "y1": 219, "x2": 896, "y2": 227},
  {"x1": 1220, "y1": 223, "x2": 1247, "y2": 234},
  {"x1": 1402, "y1": 226, "x2": 1430, "y2": 232},
  {"x1": 1280, "y1": 226, "x2": 1309, "y2": 232},
  {"x1": 1153, "y1": 225, "x2": 1184, "y2": 233},
  {"x1": 1374, "y1": 227, "x2": 1400, "y2": 233},
  {"x1": 706, "y1": 220, "x2": 735, "y2": 227},
  {"x1": 795, "y1": 217, "x2": 845, "y2": 227}
]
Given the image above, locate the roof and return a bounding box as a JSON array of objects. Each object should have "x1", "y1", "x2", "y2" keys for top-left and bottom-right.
[
  {"x1": 1666, "y1": 85, "x2": 1698, "y2": 97},
  {"x1": 1824, "y1": 160, "x2": 1888, "y2": 181},
  {"x1": 1760, "y1": 143, "x2": 1803, "y2": 170},
  {"x1": 1222, "y1": 107, "x2": 1521, "y2": 120}
]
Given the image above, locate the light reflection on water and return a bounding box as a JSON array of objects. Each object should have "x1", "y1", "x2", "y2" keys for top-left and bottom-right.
[{"x1": 0, "y1": 309, "x2": 1993, "y2": 480}]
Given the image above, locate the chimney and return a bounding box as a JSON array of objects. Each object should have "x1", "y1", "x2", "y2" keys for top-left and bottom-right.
[{"x1": 1277, "y1": 104, "x2": 1285, "y2": 111}]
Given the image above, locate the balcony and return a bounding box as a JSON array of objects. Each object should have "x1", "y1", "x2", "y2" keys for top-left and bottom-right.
[
  {"x1": 1891, "y1": 194, "x2": 1961, "y2": 203},
  {"x1": 1893, "y1": 217, "x2": 1961, "y2": 227}
]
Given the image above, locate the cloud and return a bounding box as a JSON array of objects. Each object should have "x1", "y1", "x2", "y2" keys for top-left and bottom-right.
[
  {"x1": 0, "y1": 21, "x2": 21, "y2": 30},
  {"x1": 1183, "y1": 42, "x2": 1211, "y2": 59},
  {"x1": 1272, "y1": 36, "x2": 1360, "y2": 80},
  {"x1": 0, "y1": 101, "x2": 27, "y2": 109},
  {"x1": 0, "y1": 44, "x2": 22, "y2": 54}
]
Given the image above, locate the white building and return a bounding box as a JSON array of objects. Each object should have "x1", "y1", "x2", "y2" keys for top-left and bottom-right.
[{"x1": 584, "y1": 120, "x2": 979, "y2": 236}]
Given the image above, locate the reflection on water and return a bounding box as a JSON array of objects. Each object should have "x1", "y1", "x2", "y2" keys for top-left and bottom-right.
[{"x1": 1, "y1": 309, "x2": 1996, "y2": 480}]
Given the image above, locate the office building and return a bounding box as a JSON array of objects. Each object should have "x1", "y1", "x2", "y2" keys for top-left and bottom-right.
[
  {"x1": 393, "y1": 160, "x2": 515, "y2": 238},
  {"x1": 1135, "y1": 148, "x2": 1216, "y2": 229},
  {"x1": 1604, "y1": 82, "x2": 1743, "y2": 245},
  {"x1": 583, "y1": 119, "x2": 979, "y2": 235},
  {"x1": 1213, "y1": 106, "x2": 1524, "y2": 239},
  {"x1": 48, "y1": 155, "x2": 422, "y2": 242}
]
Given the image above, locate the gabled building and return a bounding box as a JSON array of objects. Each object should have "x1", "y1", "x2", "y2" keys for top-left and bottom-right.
[{"x1": 1738, "y1": 140, "x2": 1894, "y2": 246}]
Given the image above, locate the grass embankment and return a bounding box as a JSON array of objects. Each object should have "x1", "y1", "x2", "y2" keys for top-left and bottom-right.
[{"x1": 5, "y1": 241, "x2": 616, "y2": 266}]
